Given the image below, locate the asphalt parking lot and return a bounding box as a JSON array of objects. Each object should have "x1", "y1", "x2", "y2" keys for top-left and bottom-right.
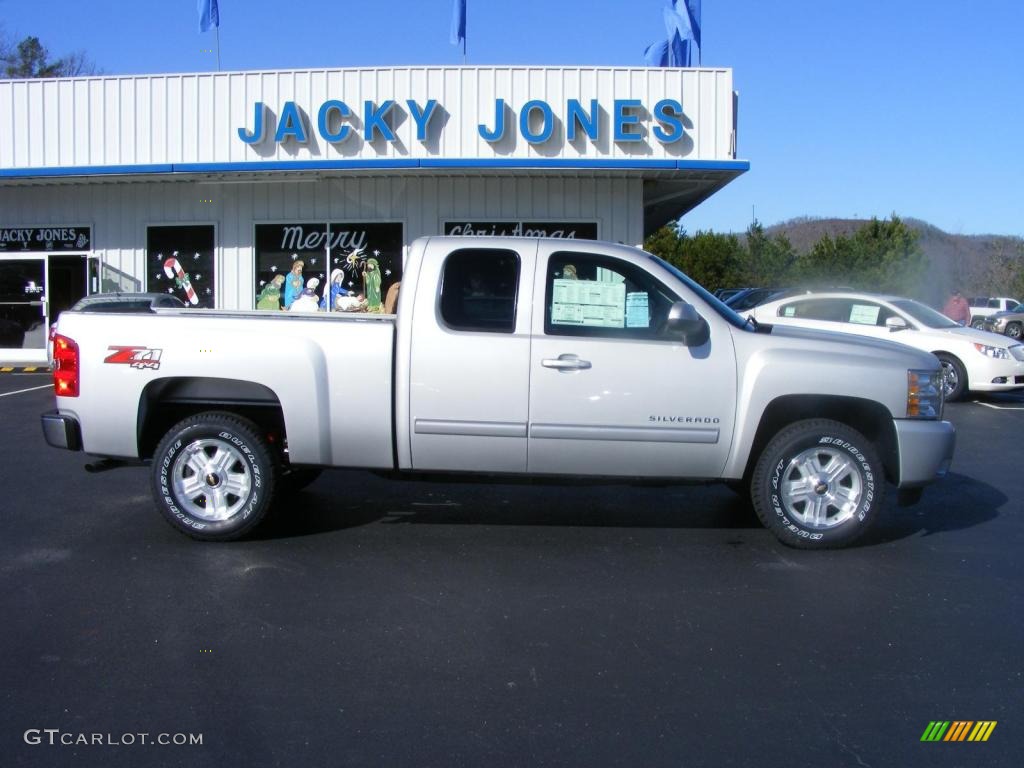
[{"x1": 1, "y1": 373, "x2": 1021, "y2": 767}]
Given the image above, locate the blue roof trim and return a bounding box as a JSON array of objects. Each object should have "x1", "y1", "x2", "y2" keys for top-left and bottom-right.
[
  {"x1": 0, "y1": 158, "x2": 749, "y2": 179},
  {"x1": 0, "y1": 163, "x2": 175, "y2": 177}
]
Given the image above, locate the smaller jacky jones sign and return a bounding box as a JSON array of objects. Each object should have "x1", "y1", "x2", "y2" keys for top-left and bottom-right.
[{"x1": 0, "y1": 227, "x2": 91, "y2": 252}]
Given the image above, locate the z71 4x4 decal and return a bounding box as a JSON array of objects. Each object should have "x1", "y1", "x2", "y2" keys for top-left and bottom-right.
[{"x1": 104, "y1": 346, "x2": 163, "y2": 370}]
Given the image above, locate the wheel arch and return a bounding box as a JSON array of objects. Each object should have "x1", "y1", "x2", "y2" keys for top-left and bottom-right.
[
  {"x1": 741, "y1": 395, "x2": 898, "y2": 484},
  {"x1": 138, "y1": 377, "x2": 286, "y2": 461}
]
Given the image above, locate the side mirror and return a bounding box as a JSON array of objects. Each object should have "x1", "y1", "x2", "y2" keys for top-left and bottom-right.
[
  {"x1": 667, "y1": 301, "x2": 710, "y2": 346},
  {"x1": 886, "y1": 316, "x2": 908, "y2": 332}
]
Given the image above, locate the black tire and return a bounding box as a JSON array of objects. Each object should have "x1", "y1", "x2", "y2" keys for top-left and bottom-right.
[
  {"x1": 935, "y1": 353, "x2": 968, "y2": 402},
  {"x1": 151, "y1": 411, "x2": 277, "y2": 541},
  {"x1": 751, "y1": 419, "x2": 885, "y2": 549},
  {"x1": 279, "y1": 467, "x2": 323, "y2": 493},
  {"x1": 1006, "y1": 322, "x2": 1022, "y2": 340},
  {"x1": 970, "y1": 317, "x2": 985, "y2": 330}
]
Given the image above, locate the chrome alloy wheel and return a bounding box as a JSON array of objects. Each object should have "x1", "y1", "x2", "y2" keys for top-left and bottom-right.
[
  {"x1": 171, "y1": 438, "x2": 252, "y2": 522},
  {"x1": 779, "y1": 446, "x2": 863, "y2": 530},
  {"x1": 939, "y1": 360, "x2": 959, "y2": 398}
]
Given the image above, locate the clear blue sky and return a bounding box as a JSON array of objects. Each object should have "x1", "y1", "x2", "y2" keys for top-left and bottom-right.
[{"x1": 2, "y1": 1, "x2": 1021, "y2": 236}]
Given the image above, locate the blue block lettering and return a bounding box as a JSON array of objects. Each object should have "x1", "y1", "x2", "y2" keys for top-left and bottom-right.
[
  {"x1": 653, "y1": 99, "x2": 685, "y2": 143},
  {"x1": 238, "y1": 102, "x2": 267, "y2": 144},
  {"x1": 363, "y1": 100, "x2": 396, "y2": 142},
  {"x1": 478, "y1": 99, "x2": 507, "y2": 142},
  {"x1": 407, "y1": 100, "x2": 439, "y2": 141},
  {"x1": 274, "y1": 101, "x2": 309, "y2": 143},
  {"x1": 520, "y1": 100, "x2": 555, "y2": 144},
  {"x1": 567, "y1": 99, "x2": 599, "y2": 142},
  {"x1": 317, "y1": 100, "x2": 352, "y2": 142},
  {"x1": 614, "y1": 99, "x2": 643, "y2": 142}
]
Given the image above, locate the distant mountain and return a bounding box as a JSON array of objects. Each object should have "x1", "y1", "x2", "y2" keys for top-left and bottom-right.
[{"x1": 759, "y1": 217, "x2": 1024, "y2": 303}]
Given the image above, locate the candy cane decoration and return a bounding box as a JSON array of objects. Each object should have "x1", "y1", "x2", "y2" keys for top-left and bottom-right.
[{"x1": 163, "y1": 256, "x2": 198, "y2": 306}]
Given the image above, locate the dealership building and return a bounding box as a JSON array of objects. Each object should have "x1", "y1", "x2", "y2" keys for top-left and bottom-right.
[{"x1": 0, "y1": 65, "x2": 746, "y2": 364}]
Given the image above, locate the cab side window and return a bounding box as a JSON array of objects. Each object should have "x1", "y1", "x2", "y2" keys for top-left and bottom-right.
[
  {"x1": 544, "y1": 252, "x2": 680, "y2": 339},
  {"x1": 439, "y1": 248, "x2": 520, "y2": 333}
]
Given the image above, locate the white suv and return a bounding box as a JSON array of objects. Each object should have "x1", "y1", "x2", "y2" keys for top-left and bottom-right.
[
  {"x1": 750, "y1": 292, "x2": 1024, "y2": 401},
  {"x1": 968, "y1": 296, "x2": 1021, "y2": 329}
]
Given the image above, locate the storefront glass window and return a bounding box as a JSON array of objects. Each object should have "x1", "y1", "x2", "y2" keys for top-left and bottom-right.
[
  {"x1": 146, "y1": 225, "x2": 216, "y2": 308},
  {"x1": 254, "y1": 223, "x2": 403, "y2": 311}
]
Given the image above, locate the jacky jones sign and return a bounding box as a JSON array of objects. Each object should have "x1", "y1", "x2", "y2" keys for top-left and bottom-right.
[{"x1": 237, "y1": 98, "x2": 689, "y2": 149}]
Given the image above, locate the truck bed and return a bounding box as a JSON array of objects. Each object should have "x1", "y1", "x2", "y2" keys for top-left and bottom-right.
[{"x1": 55, "y1": 308, "x2": 397, "y2": 468}]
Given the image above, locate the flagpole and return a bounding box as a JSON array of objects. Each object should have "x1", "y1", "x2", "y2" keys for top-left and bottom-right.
[
  {"x1": 463, "y1": 3, "x2": 467, "y2": 65},
  {"x1": 216, "y1": 26, "x2": 221, "y2": 71}
]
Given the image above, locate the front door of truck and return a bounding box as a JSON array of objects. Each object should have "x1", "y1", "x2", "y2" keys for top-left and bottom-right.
[
  {"x1": 407, "y1": 242, "x2": 536, "y2": 473},
  {"x1": 527, "y1": 246, "x2": 737, "y2": 478}
]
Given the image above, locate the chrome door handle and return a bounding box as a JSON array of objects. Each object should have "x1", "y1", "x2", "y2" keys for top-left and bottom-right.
[{"x1": 542, "y1": 354, "x2": 592, "y2": 371}]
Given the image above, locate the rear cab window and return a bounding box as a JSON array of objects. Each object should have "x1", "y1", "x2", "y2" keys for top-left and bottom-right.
[{"x1": 438, "y1": 248, "x2": 521, "y2": 333}]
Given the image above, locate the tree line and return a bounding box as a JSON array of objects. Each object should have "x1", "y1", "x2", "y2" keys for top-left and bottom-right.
[
  {"x1": 645, "y1": 215, "x2": 931, "y2": 298},
  {"x1": 1, "y1": 28, "x2": 98, "y2": 79}
]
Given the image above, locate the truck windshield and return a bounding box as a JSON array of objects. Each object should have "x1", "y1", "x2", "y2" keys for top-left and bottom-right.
[
  {"x1": 646, "y1": 254, "x2": 750, "y2": 330},
  {"x1": 891, "y1": 299, "x2": 959, "y2": 329}
]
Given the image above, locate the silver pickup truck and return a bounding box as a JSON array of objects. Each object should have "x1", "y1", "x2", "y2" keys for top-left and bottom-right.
[{"x1": 41, "y1": 236, "x2": 955, "y2": 548}]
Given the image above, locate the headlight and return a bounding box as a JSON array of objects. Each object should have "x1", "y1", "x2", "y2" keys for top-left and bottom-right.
[
  {"x1": 973, "y1": 343, "x2": 1010, "y2": 359},
  {"x1": 907, "y1": 369, "x2": 943, "y2": 419}
]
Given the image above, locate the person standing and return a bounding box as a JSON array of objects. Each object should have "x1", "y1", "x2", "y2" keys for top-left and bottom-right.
[
  {"x1": 283, "y1": 259, "x2": 305, "y2": 309},
  {"x1": 942, "y1": 290, "x2": 970, "y2": 326}
]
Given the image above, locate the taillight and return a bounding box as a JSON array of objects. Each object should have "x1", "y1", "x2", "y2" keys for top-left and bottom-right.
[{"x1": 52, "y1": 333, "x2": 79, "y2": 397}]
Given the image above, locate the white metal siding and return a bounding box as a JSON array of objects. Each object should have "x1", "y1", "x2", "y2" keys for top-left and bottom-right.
[
  {"x1": 0, "y1": 67, "x2": 735, "y2": 169},
  {"x1": 0, "y1": 175, "x2": 642, "y2": 310}
]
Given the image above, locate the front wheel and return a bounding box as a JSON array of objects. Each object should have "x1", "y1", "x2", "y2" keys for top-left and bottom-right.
[
  {"x1": 152, "y1": 412, "x2": 277, "y2": 540},
  {"x1": 935, "y1": 353, "x2": 968, "y2": 401},
  {"x1": 751, "y1": 419, "x2": 885, "y2": 549},
  {"x1": 970, "y1": 317, "x2": 985, "y2": 330}
]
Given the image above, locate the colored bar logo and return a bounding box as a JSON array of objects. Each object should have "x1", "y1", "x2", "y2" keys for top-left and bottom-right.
[{"x1": 921, "y1": 721, "x2": 997, "y2": 742}]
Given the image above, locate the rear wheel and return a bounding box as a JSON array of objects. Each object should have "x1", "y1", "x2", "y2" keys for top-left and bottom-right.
[
  {"x1": 751, "y1": 419, "x2": 884, "y2": 549},
  {"x1": 1005, "y1": 322, "x2": 1022, "y2": 340},
  {"x1": 970, "y1": 317, "x2": 985, "y2": 330},
  {"x1": 935, "y1": 353, "x2": 967, "y2": 401},
  {"x1": 152, "y1": 411, "x2": 277, "y2": 541}
]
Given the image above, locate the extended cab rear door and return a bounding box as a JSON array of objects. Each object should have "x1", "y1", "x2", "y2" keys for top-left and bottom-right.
[
  {"x1": 406, "y1": 240, "x2": 536, "y2": 472},
  {"x1": 527, "y1": 243, "x2": 737, "y2": 478}
]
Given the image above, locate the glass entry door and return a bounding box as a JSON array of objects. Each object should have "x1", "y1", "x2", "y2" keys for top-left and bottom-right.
[{"x1": 0, "y1": 257, "x2": 47, "y2": 350}]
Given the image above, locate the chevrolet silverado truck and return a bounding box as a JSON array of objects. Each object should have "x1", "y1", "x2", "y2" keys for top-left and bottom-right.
[{"x1": 41, "y1": 236, "x2": 955, "y2": 549}]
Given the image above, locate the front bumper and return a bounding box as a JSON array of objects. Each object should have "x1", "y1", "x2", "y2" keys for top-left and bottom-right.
[
  {"x1": 966, "y1": 352, "x2": 1024, "y2": 391},
  {"x1": 894, "y1": 419, "x2": 955, "y2": 488},
  {"x1": 41, "y1": 410, "x2": 82, "y2": 451}
]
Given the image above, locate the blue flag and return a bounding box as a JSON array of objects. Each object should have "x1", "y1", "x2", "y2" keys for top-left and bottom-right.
[
  {"x1": 643, "y1": 39, "x2": 669, "y2": 67},
  {"x1": 687, "y1": 0, "x2": 702, "y2": 50},
  {"x1": 450, "y1": 0, "x2": 466, "y2": 49},
  {"x1": 646, "y1": 0, "x2": 700, "y2": 67},
  {"x1": 198, "y1": 0, "x2": 220, "y2": 33}
]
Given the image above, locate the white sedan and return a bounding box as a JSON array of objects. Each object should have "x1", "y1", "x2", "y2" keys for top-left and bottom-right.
[{"x1": 749, "y1": 292, "x2": 1024, "y2": 401}]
